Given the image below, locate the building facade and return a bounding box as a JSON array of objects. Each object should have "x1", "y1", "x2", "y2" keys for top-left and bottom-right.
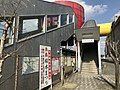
[{"x1": 0, "y1": 0, "x2": 84, "y2": 90}]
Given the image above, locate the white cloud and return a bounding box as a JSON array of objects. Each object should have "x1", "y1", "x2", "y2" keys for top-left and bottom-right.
[
  {"x1": 112, "y1": 10, "x2": 120, "y2": 21},
  {"x1": 114, "y1": 10, "x2": 120, "y2": 16},
  {"x1": 74, "y1": 0, "x2": 108, "y2": 20},
  {"x1": 44, "y1": 0, "x2": 108, "y2": 20}
]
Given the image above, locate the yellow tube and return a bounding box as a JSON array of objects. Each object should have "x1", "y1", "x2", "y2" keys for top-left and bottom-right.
[{"x1": 97, "y1": 23, "x2": 112, "y2": 36}]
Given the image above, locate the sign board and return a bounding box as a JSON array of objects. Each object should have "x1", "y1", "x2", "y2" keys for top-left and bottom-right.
[
  {"x1": 52, "y1": 57, "x2": 60, "y2": 75},
  {"x1": 39, "y1": 45, "x2": 52, "y2": 90},
  {"x1": 82, "y1": 39, "x2": 94, "y2": 43}
]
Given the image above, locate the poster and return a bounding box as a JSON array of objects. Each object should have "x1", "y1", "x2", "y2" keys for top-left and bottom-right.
[
  {"x1": 39, "y1": 45, "x2": 52, "y2": 90},
  {"x1": 52, "y1": 57, "x2": 60, "y2": 75},
  {"x1": 22, "y1": 57, "x2": 39, "y2": 74}
]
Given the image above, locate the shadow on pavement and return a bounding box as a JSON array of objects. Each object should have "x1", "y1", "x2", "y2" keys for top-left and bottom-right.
[{"x1": 94, "y1": 75, "x2": 115, "y2": 89}]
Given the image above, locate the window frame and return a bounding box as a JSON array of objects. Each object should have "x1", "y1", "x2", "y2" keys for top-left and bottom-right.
[
  {"x1": 19, "y1": 15, "x2": 45, "y2": 39},
  {"x1": 47, "y1": 15, "x2": 59, "y2": 31},
  {"x1": 61, "y1": 14, "x2": 68, "y2": 26},
  {"x1": 69, "y1": 14, "x2": 73, "y2": 23}
]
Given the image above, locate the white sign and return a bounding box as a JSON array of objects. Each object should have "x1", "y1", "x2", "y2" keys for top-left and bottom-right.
[
  {"x1": 52, "y1": 57, "x2": 60, "y2": 75},
  {"x1": 39, "y1": 45, "x2": 52, "y2": 90},
  {"x1": 82, "y1": 39, "x2": 94, "y2": 43}
]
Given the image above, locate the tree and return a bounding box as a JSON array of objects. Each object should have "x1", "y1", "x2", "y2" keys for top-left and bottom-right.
[
  {"x1": 106, "y1": 37, "x2": 120, "y2": 90},
  {"x1": 0, "y1": 0, "x2": 30, "y2": 90}
]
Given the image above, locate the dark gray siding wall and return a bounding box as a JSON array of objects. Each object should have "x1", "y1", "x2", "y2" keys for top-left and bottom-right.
[
  {"x1": 18, "y1": 24, "x2": 74, "y2": 57},
  {"x1": 18, "y1": 0, "x2": 73, "y2": 15},
  {"x1": 0, "y1": 1, "x2": 74, "y2": 90},
  {"x1": 18, "y1": 24, "x2": 73, "y2": 90},
  {"x1": 0, "y1": 0, "x2": 73, "y2": 15}
]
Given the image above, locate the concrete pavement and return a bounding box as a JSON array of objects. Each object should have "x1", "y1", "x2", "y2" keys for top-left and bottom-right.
[{"x1": 51, "y1": 73, "x2": 114, "y2": 90}]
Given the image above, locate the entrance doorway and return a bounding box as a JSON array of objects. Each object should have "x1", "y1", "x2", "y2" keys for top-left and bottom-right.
[{"x1": 81, "y1": 41, "x2": 99, "y2": 74}]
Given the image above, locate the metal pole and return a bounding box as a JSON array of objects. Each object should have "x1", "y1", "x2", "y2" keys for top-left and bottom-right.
[
  {"x1": 77, "y1": 41, "x2": 81, "y2": 72},
  {"x1": 98, "y1": 41, "x2": 101, "y2": 75},
  {"x1": 60, "y1": 48, "x2": 64, "y2": 85},
  {"x1": 75, "y1": 43, "x2": 78, "y2": 71}
]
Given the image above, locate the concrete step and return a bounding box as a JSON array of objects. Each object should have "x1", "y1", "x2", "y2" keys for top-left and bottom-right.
[
  {"x1": 81, "y1": 69, "x2": 97, "y2": 71},
  {"x1": 81, "y1": 70, "x2": 98, "y2": 72},
  {"x1": 81, "y1": 71, "x2": 98, "y2": 73},
  {"x1": 81, "y1": 69, "x2": 98, "y2": 71},
  {"x1": 82, "y1": 67, "x2": 97, "y2": 69},
  {"x1": 81, "y1": 61, "x2": 98, "y2": 74},
  {"x1": 81, "y1": 72, "x2": 98, "y2": 74},
  {"x1": 81, "y1": 71, "x2": 97, "y2": 73},
  {"x1": 82, "y1": 66, "x2": 96, "y2": 68}
]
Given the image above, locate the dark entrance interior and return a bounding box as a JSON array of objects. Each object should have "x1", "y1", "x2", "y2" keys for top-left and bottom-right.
[{"x1": 81, "y1": 41, "x2": 99, "y2": 68}]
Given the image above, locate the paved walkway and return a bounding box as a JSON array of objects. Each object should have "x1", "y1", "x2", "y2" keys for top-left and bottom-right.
[{"x1": 52, "y1": 73, "x2": 114, "y2": 90}]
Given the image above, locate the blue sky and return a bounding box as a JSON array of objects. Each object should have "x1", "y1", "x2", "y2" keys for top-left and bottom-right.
[
  {"x1": 84, "y1": 0, "x2": 120, "y2": 23},
  {"x1": 45, "y1": 0, "x2": 120, "y2": 24}
]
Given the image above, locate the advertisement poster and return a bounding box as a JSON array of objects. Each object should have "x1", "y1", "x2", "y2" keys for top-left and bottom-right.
[
  {"x1": 22, "y1": 57, "x2": 39, "y2": 74},
  {"x1": 39, "y1": 45, "x2": 52, "y2": 90},
  {"x1": 52, "y1": 57, "x2": 60, "y2": 75}
]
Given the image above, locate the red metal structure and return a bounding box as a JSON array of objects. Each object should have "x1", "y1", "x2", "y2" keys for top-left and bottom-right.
[{"x1": 55, "y1": 0, "x2": 84, "y2": 29}]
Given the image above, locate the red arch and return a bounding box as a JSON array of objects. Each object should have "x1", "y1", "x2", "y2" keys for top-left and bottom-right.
[{"x1": 55, "y1": 1, "x2": 84, "y2": 29}]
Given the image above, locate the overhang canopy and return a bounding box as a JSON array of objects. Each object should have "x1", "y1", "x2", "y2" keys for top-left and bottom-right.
[
  {"x1": 75, "y1": 27, "x2": 100, "y2": 41},
  {"x1": 75, "y1": 20, "x2": 100, "y2": 42}
]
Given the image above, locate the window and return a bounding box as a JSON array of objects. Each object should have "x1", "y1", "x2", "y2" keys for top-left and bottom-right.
[
  {"x1": 61, "y1": 14, "x2": 67, "y2": 26},
  {"x1": 23, "y1": 19, "x2": 38, "y2": 34},
  {"x1": 22, "y1": 57, "x2": 39, "y2": 74},
  {"x1": 69, "y1": 15, "x2": 73, "y2": 23},
  {"x1": 47, "y1": 15, "x2": 59, "y2": 30},
  {"x1": 0, "y1": 18, "x2": 13, "y2": 44},
  {"x1": 21, "y1": 16, "x2": 44, "y2": 34},
  {"x1": 19, "y1": 16, "x2": 44, "y2": 39},
  {"x1": 0, "y1": 21, "x2": 5, "y2": 37}
]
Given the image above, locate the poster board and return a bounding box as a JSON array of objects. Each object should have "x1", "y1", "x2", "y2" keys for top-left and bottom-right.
[
  {"x1": 39, "y1": 45, "x2": 52, "y2": 90},
  {"x1": 52, "y1": 57, "x2": 60, "y2": 75}
]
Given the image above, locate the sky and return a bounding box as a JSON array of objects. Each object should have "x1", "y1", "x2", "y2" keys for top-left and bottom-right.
[{"x1": 44, "y1": 0, "x2": 120, "y2": 24}]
